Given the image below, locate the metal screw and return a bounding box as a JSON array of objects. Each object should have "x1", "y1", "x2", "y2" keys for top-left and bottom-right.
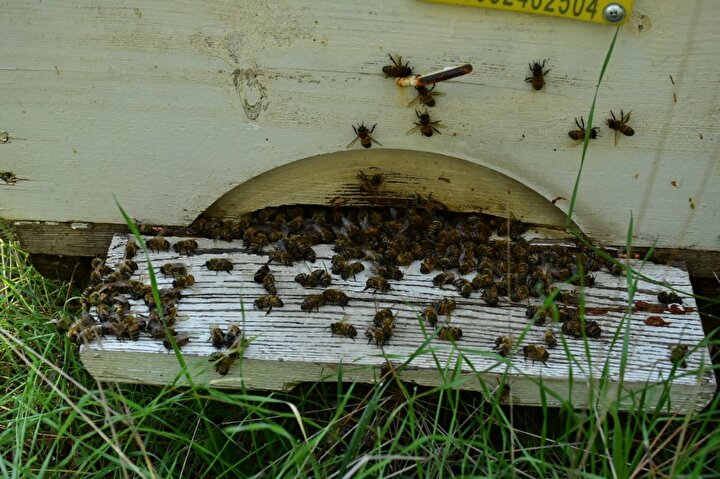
[{"x1": 603, "y1": 3, "x2": 626, "y2": 23}]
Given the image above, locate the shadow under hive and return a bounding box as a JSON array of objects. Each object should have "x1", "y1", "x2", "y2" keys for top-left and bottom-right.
[{"x1": 78, "y1": 224, "x2": 715, "y2": 412}]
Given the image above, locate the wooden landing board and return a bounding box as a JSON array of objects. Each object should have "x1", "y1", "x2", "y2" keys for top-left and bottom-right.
[{"x1": 80, "y1": 235, "x2": 716, "y2": 412}]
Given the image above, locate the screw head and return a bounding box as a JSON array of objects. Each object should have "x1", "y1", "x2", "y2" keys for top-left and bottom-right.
[{"x1": 603, "y1": 3, "x2": 626, "y2": 23}]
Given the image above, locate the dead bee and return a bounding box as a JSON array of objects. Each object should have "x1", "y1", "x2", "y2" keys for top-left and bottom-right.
[
  {"x1": 225, "y1": 323, "x2": 241, "y2": 349},
  {"x1": 545, "y1": 329, "x2": 558, "y2": 348},
  {"x1": 409, "y1": 84, "x2": 443, "y2": 107},
  {"x1": 433, "y1": 271, "x2": 455, "y2": 287},
  {"x1": 606, "y1": 109, "x2": 634, "y2": 145},
  {"x1": 669, "y1": 344, "x2": 689, "y2": 368},
  {"x1": 125, "y1": 238, "x2": 138, "y2": 259},
  {"x1": 147, "y1": 235, "x2": 170, "y2": 252},
  {"x1": 454, "y1": 278, "x2": 473, "y2": 298},
  {"x1": 408, "y1": 110, "x2": 444, "y2": 137},
  {"x1": 172, "y1": 239, "x2": 198, "y2": 255},
  {"x1": 523, "y1": 345, "x2": 549, "y2": 365},
  {"x1": 263, "y1": 273, "x2": 277, "y2": 295},
  {"x1": 435, "y1": 298, "x2": 456, "y2": 315},
  {"x1": 568, "y1": 116, "x2": 599, "y2": 141},
  {"x1": 301, "y1": 294, "x2": 325, "y2": 313},
  {"x1": 163, "y1": 332, "x2": 190, "y2": 350},
  {"x1": 364, "y1": 276, "x2": 391, "y2": 294},
  {"x1": 421, "y1": 306, "x2": 439, "y2": 327},
  {"x1": 336, "y1": 261, "x2": 365, "y2": 281},
  {"x1": 438, "y1": 325, "x2": 463, "y2": 341},
  {"x1": 525, "y1": 60, "x2": 550, "y2": 90},
  {"x1": 330, "y1": 318, "x2": 357, "y2": 340},
  {"x1": 510, "y1": 285, "x2": 530, "y2": 302},
  {"x1": 348, "y1": 123, "x2": 381, "y2": 149},
  {"x1": 160, "y1": 262, "x2": 188, "y2": 278},
  {"x1": 482, "y1": 286, "x2": 500, "y2": 307},
  {"x1": 494, "y1": 335, "x2": 515, "y2": 357},
  {"x1": 382, "y1": 53, "x2": 412, "y2": 78},
  {"x1": 323, "y1": 289, "x2": 350, "y2": 308},
  {"x1": 254, "y1": 294, "x2": 284, "y2": 314},
  {"x1": 358, "y1": 170, "x2": 384, "y2": 193},
  {"x1": 657, "y1": 291, "x2": 682, "y2": 305},
  {"x1": 209, "y1": 352, "x2": 236, "y2": 376},
  {"x1": 172, "y1": 274, "x2": 196, "y2": 289},
  {"x1": 204, "y1": 258, "x2": 233, "y2": 274},
  {"x1": 209, "y1": 324, "x2": 225, "y2": 348},
  {"x1": 561, "y1": 318, "x2": 602, "y2": 338}
]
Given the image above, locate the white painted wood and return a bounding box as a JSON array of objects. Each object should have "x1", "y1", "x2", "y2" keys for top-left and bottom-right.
[
  {"x1": 80, "y1": 234, "x2": 716, "y2": 412},
  {"x1": 1, "y1": 0, "x2": 718, "y2": 251}
]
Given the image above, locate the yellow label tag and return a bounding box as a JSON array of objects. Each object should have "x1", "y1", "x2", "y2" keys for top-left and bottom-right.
[{"x1": 420, "y1": 0, "x2": 632, "y2": 25}]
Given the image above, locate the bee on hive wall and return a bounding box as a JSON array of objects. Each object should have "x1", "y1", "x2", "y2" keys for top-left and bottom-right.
[
  {"x1": 568, "y1": 117, "x2": 599, "y2": 141},
  {"x1": 409, "y1": 84, "x2": 443, "y2": 107},
  {"x1": 606, "y1": 109, "x2": 634, "y2": 145},
  {"x1": 408, "y1": 110, "x2": 444, "y2": 137},
  {"x1": 357, "y1": 170, "x2": 384, "y2": 193},
  {"x1": 525, "y1": 60, "x2": 550, "y2": 90},
  {"x1": 382, "y1": 53, "x2": 412, "y2": 78},
  {"x1": 348, "y1": 123, "x2": 381, "y2": 149}
]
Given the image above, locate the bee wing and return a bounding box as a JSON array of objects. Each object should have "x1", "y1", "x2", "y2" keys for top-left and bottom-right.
[
  {"x1": 408, "y1": 95, "x2": 421, "y2": 107},
  {"x1": 368, "y1": 135, "x2": 383, "y2": 146},
  {"x1": 431, "y1": 122, "x2": 447, "y2": 128},
  {"x1": 614, "y1": 129, "x2": 619, "y2": 147},
  {"x1": 346, "y1": 136, "x2": 360, "y2": 149},
  {"x1": 406, "y1": 124, "x2": 421, "y2": 135}
]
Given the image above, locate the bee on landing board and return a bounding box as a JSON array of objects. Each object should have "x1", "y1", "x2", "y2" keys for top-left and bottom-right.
[
  {"x1": 438, "y1": 325, "x2": 463, "y2": 341},
  {"x1": 494, "y1": 334, "x2": 515, "y2": 357},
  {"x1": 382, "y1": 53, "x2": 412, "y2": 78},
  {"x1": 568, "y1": 116, "x2": 599, "y2": 141},
  {"x1": 408, "y1": 110, "x2": 445, "y2": 137},
  {"x1": 525, "y1": 60, "x2": 550, "y2": 90},
  {"x1": 254, "y1": 294, "x2": 283, "y2": 314},
  {"x1": 408, "y1": 84, "x2": 444, "y2": 108},
  {"x1": 358, "y1": 170, "x2": 384, "y2": 193},
  {"x1": 147, "y1": 235, "x2": 170, "y2": 252},
  {"x1": 347, "y1": 123, "x2": 381, "y2": 149},
  {"x1": 606, "y1": 109, "x2": 634, "y2": 145},
  {"x1": 330, "y1": 317, "x2": 357, "y2": 340},
  {"x1": 204, "y1": 258, "x2": 233, "y2": 274},
  {"x1": 172, "y1": 239, "x2": 198, "y2": 255},
  {"x1": 364, "y1": 276, "x2": 391, "y2": 294},
  {"x1": 209, "y1": 324, "x2": 225, "y2": 348},
  {"x1": 523, "y1": 345, "x2": 549, "y2": 366}
]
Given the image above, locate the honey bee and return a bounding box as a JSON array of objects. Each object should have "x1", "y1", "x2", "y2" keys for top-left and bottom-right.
[
  {"x1": 163, "y1": 332, "x2": 190, "y2": 350},
  {"x1": 253, "y1": 264, "x2": 269, "y2": 283},
  {"x1": 295, "y1": 269, "x2": 332, "y2": 288},
  {"x1": 472, "y1": 273, "x2": 494, "y2": 290},
  {"x1": 209, "y1": 324, "x2": 225, "y2": 348},
  {"x1": 382, "y1": 53, "x2": 412, "y2": 78},
  {"x1": 160, "y1": 262, "x2": 188, "y2": 278},
  {"x1": 301, "y1": 294, "x2": 326, "y2": 313},
  {"x1": 668, "y1": 344, "x2": 689, "y2": 368},
  {"x1": 172, "y1": 239, "x2": 199, "y2": 255},
  {"x1": 123, "y1": 314, "x2": 143, "y2": 341},
  {"x1": 438, "y1": 325, "x2": 463, "y2": 341},
  {"x1": 125, "y1": 238, "x2": 138, "y2": 259},
  {"x1": 209, "y1": 352, "x2": 236, "y2": 375},
  {"x1": 408, "y1": 110, "x2": 445, "y2": 137},
  {"x1": 523, "y1": 345, "x2": 549, "y2": 365},
  {"x1": 568, "y1": 116, "x2": 599, "y2": 141},
  {"x1": 330, "y1": 318, "x2": 357, "y2": 340},
  {"x1": 358, "y1": 170, "x2": 384, "y2": 193},
  {"x1": 454, "y1": 278, "x2": 473, "y2": 298},
  {"x1": 225, "y1": 323, "x2": 241, "y2": 348},
  {"x1": 322, "y1": 289, "x2": 349, "y2": 308},
  {"x1": 420, "y1": 255, "x2": 437, "y2": 274},
  {"x1": 525, "y1": 60, "x2": 550, "y2": 90},
  {"x1": 336, "y1": 261, "x2": 365, "y2": 281},
  {"x1": 510, "y1": 285, "x2": 530, "y2": 302},
  {"x1": 435, "y1": 298, "x2": 456, "y2": 315},
  {"x1": 263, "y1": 273, "x2": 277, "y2": 295},
  {"x1": 373, "y1": 308, "x2": 395, "y2": 329},
  {"x1": 254, "y1": 294, "x2": 284, "y2": 314},
  {"x1": 421, "y1": 306, "x2": 439, "y2": 327},
  {"x1": 365, "y1": 326, "x2": 391, "y2": 348},
  {"x1": 364, "y1": 276, "x2": 391, "y2": 294},
  {"x1": 606, "y1": 109, "x2": 634, "y2": 145},
  {"x1": 657, "y1": 291, "x2": 682, "y2": 305},
  {"x1": 433, "y1": 271, "x2": 455, "y2": 287},
  {"x1": 268, "y1": 248, "x2": 294, "y2": 267},
  {"x1": 348, "y1": 123, "x2": 381, "y2": 149},
  {"x1": 409, "y1": 84, "x2": 444, "y2": 108},
  {"x1": 147, "y1": 235, "x2": 170, "y2": 252},
  {"x1": 494, "y1": 335, "x2": 515, "y2": 357},
  {"x1": 172, "y1": 274, "x2": 196, "y2": 289},
  {"x1": 481, "y1": 287, "x2": 500, "y2": 307},
  {"x1": 248, "y1": 232, "x2": 269, "y2": 254},
  {"x1": 561, "y1": 319, "x2": 602, "y2": 338},
  {"x1": 374, "y1": 265, "x2": 404, "y2": 281},
  {"x1": 204, "y1": 258, "x2": 233, "y2": 274},
  {"x1": 544, "y1": 329, "x2": 557, "y2": 348},
  {"x1": 570, "y1": 274, "x2": 596, "y2": 287}
]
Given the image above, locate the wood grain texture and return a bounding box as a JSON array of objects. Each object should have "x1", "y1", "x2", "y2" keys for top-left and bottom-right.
[
  {"x1": 1, "y1": 0, "x2": 719, "y2": 251},
  {"x1": 80, "y1": 234, "x2": 716, "y2": 412}
]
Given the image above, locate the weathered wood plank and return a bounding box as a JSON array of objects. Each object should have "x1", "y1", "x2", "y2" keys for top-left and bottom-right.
[{"x1": 80, "y1": 234, "x2": 716, "y2": 412}]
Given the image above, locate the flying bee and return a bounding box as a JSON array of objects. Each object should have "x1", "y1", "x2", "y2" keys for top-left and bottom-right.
[
  {"x1": 435, "y1": 298, "x2": 456, "y2": 315},
  {"x1": 172, "y1": 274, "x2": 195, "y2": 289},
  {"x1": 568, "y1": 116, "x2": 599, "y2": 141},
  {"x1": 482, "y1": 286, "x2": 500, "y2": 307},
  {"x1": 454, "y1": 278, "x2": 473, "y2": 298},
  {"x1": 525, "y1": 60, "x2": 550, "y2": 90},
  {"x1": 364, "y1": 276, "x2": 391, "y2": 294},
  {"x1": 160, "y1": 262, "x2": 188, "y2": 278},
  {"x1": 147, "y1": 235, "x2": 170, "y2": 252},
  {"x1": 669, "y1": 344, "x2": 689, "y2": 368},
  {"x1": 125, "y1": 238, "x2": 138, "y2": 259},
  {"x1": 337, "y1": 261, "x2": 365, "y2": 280},
  {"x1": 348, "y1": 123, "x2": 381, "y2": 149},
  {"x1": 253, "y1": 264, "x2": 270, "y2": 283},
  {"x1": 510, "y1": 285, "x2": 530, "y2": 302},
  {"x1": 438, "y1": 325, "x2": 463, "y2": 341},
  {"x1": 523, "y1": 345, "x2": 549, "y2": 366},
  {"x1": 433, "y1": 271, "x2": 455, "y2": 287},
  {"x1": 209, "y1": 324, "x2": 225, "y2": 348},
  {"x1": 408, "y1": 110, "x2": 445, "y2": 137},
  {"x1": 422, "y1": 306, "x2": 439, "y2": 327},
  {"x1": 420, "y1": 255, "x2": 437, "y2": 274},
  {"x1": 204, "y1": 258, "x2": 233, "y2": 274},
  {"x1": 545, "y1": 329, "x2": 558, "y2": 348},
  {"x1": 606, "y1": 109, "x2": 634, "y2": 145},
  {"x1": 254, "y1": 294, "x2": 283, "y2": 314},
  {"x1": 382, "y1": 53, "x2": 412, "y2": 78},
  {"x1": 323, "y1": 289, "x2": 349, "y2": 308},
  {"x1": 408, "y1": 84, "x2": 444, "y2": 107},
  {"x1": 163, "y1": 332, "x2": 190, "y2": 350},
  {"x1": 330, "y1": 318, "x2": 357, "y2": 340},
  {"x1": 301, "y1": 294, "x2": 325, "y2": 313},
  {"x1": 172, "y1": 239, "x2": 199, "y2": 255},
  {"x1": 494, "y1": 335, "x2": 515, "y2": 357},
  {"x1": 225, "y1": 323, "x2": 241, "y2": 348},
  {"x1": 358, "y1": 170, "x2": 384, "y2": 193},
  {"x1": 657, "y1": 291, "x2": 682, "y2": 305},
  {"x1": 263, "y1": 273, "x2": 277, "y2": 295},
  {"x1": 209, "y1": 352, "x2": 236, "y2": 376}
]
